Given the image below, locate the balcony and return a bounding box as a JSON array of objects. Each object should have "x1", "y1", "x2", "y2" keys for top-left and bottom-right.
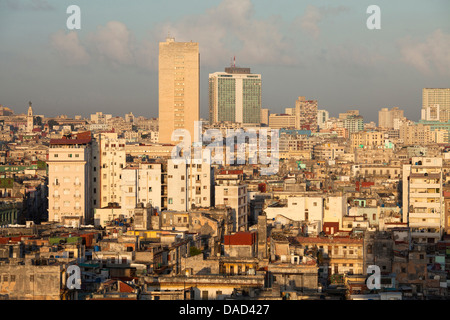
[
  {"x1": 52, "y1": 195, "x2": 60, "y2": 199},
  {"x1": 74, "y1": 182, "x2": 82, "y2": 186}
]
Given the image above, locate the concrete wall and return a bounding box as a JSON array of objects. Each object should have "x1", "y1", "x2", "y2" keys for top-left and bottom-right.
[{"x1": 0, "y1": 265, "x2": 61, "y2": 300}]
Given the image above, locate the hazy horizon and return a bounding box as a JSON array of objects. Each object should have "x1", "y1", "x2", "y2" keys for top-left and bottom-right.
[{"x1": 1, "y1": 0, "x2": 449, "y2": 123}]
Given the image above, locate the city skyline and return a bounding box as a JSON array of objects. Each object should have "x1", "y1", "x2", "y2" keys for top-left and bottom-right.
[{"x1": 1, "y1": 0, "x2": 449, "y2": 122}]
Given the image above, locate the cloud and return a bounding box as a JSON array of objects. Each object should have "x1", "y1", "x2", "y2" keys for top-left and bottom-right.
[
  {"x1": 398, "y1": 29, "x2": 450, "y2": 75},
  {"x1": 296, "y1": 5, "x2": 349, "y2": 39},
  {"x1": 151, "y1": 0, "x2": 296, "y2": 67},
  {"x1": 87, "y1": 21, "x2": 135, "y2": 67},
  {"x1": 50, "y1": 30, "x2": 90, "y2": 66}
]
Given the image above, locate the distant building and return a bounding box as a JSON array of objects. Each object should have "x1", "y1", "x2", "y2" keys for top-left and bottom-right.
[
  {"x1": 269, "y1": 113, "x2": 296, "y2": 129},
  {"x1": 295, "y1": 96, "x2": 318, "y2": 132},
  {"x1": 378, "y1": 107, "x2": 404, "y2": 129},
  {"x1": 209, "y1": 66, "x2": 261, "y2": 125},
  {"x1": 421, "y1": 88, "x2": 450, "y2": 122},
  {"x1": 27, "y1": 102, "x2": 33, "y2": 133},
  {"x1": 317, "y1": 109, "x2": 329, "y2": 129}
]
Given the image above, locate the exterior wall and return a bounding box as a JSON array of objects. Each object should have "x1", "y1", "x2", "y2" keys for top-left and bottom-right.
[
  {"x1": 265, "y1": 196, "x2": 323, "y2": 224},
  {"x1": 167, "y1": 158, "x2": 213, "y2": 212},
  {"x1": 0, "y1": 265, "x2": 62, "y2": 300},
  {"x1": 145, "y1": 274, "x2": 265, "y2": 300}
]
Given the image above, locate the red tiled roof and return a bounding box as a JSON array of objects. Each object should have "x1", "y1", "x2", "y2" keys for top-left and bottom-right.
[{"x1": 224, "y1": 232, "x2": 256, "y2": 246}]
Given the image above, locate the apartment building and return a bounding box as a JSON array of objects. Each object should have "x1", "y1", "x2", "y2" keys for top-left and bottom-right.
[
  {"x1": 121, "y1": 162, "x2": 166, "y2": 216},
  {"x1": 403, "y1": 157, "x2": 444, "y2": 245},
  {"x1": 92, "y1": 132, "x2": 126, "y2": 209},
  {"x1": 378, "y1": 107, "x2": 404, "y2": 129},
  {"x1": 167, "y1": 158, "x2": 214, "y2": 212},
  {"x1": 295, "y1": 96, "x2": 318, "y2": 132},
  {"x1": 47, "y1": 131, "x2": 92, "y2": 226},
  {"x1": 350, "y1": 131, "x2": 385, "y2": 149},
  {"x1": 293, "y1": 236, "x2": 364, "y2": 277},
  {"x1": 215, "y1": 171, "x2": 248, "y2": 232}
]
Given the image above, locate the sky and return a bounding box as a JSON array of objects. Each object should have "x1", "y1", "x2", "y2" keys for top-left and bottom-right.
[{"x1": 0, "y1": 0, "x2": 449, "y2": 123}]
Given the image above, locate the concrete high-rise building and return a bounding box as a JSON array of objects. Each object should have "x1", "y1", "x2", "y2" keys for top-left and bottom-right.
[
  {"x1": 158, "y1": 36, "x2": 199, "y2": 144},
  {"x1": 91, "y1": 132, "x2": 126, "y2": 209},
  {"x1": 378, "y1": 107, "x2": 404, "y2": 129},
  {"x1": 209, "y1": 66, "x2": 261, "y2": 125},
  {"x1": 295, "y1": 96, "x2": 318, "y2": 131},
  {"x1": 317, "y1": 109, "x2": 329, "y2": 129},
  {"x1": 402, "y1": 157, "x2": 444, "y2": 245},
  {"x1": 421, "y1": 88, "x2": 450, "y2": 122},
  {"x1": 48, "y1": 132, "x2": 93, "y2": 227},
  {"x1": 215, "y1": 170, "x2": 248, "y2": 232}
]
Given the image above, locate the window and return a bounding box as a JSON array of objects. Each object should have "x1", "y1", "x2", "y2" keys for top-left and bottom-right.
[{"x1": 168, "y1": 198, "x2": 173, "y2": 204}]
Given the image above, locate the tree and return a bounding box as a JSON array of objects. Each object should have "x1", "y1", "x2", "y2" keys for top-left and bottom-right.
[
  {"x1": 189, "y1": 246, "x2": 202, "y2": 257},
  {"x1": 47, "y1": 119, "x2": 59, "y2": 129}
]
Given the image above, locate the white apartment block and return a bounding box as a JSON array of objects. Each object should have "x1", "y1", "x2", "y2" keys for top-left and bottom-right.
[
  {"x1": 403, "y1": 157, "x2": 444, "y2": 245},
  {"x1": 167, "y1": 158, "x2": 214, "y2": 212},
  {"x1": 215, "y1": 179, "x2": 248, "y2": 232},
  {"x1": 265, "y1": 196, "x2": 324, "y2": 225},
  {"x1": 121, "y1": 162, "x2": 164, "y2": 217},
  {"x1": 92, "y1": 132, "x2": 126, "y2": 209},
  {"x1": 48, "y1": 133, "x2": 92, "y2": 227}
]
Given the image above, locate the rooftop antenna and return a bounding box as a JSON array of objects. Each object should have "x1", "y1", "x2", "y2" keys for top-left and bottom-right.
[{"x1": 234, "y1": 56, "x2": 236, "y2": 68}]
